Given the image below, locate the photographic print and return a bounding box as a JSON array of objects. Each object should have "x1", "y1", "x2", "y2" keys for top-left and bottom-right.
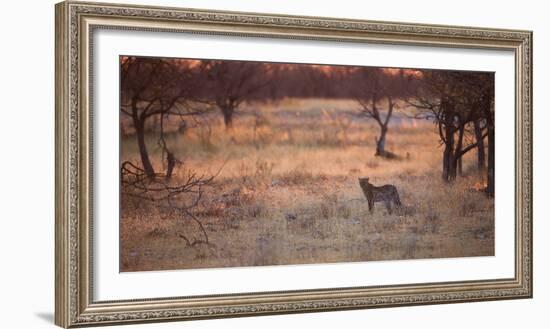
[{"x1": 119, "y1": 56, "x2": 495, "y2": 272}]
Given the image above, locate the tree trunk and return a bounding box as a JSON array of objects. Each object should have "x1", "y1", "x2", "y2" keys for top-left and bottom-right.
[
  {"x1": 442, "y1": 139, "x2": 454, "y2": 181},
  {"x1": 474, "y1": 120, "x2": 486, "y2": 170},
  {"x1": 487, "y1": 120, "x2": 495, "y2": 197},
  {"x1": 221, "y1": 106, "x2": 234, "y2": 130},
  {"x1": 448, "y1": 155, "x2": 458, "y2": 181},
  {"x1": 482, "y1": 92, "x2": 495, "y2": 198},
  {"x1": 449, "y1": 125, "x2": 465, "y2": 181},
  {"x1": 165, "y1": 150, "x2": 175, "y2": 181},
  {"x1": 375, "y1": 125, "x2": 388, "y2": 156},
  {"x1": 134, "y1": 119, "x2": 155, "y2": 178},
  {"x1": 441, "y1": 113, "x2": 455, "y2": 182}
]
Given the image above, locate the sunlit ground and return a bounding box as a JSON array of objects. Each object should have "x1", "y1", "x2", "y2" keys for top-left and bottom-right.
[{"x1": 120, "y1": 98, "x2": 494, "y2": 272}]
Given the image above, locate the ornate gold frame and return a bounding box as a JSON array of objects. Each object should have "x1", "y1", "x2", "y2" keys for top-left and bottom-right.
[{"x1": 55, "y1": 1, "x2": 533, "y2": 327}]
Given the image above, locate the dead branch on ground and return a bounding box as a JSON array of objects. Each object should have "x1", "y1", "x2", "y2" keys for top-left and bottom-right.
[{"x1": 121, "y1": 161, "x2": 219, "y2": 246}]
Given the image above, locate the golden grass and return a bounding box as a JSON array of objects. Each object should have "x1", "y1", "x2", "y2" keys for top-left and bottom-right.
[{"x1": 120, "y1": 98, "x2": 494, "y2": 272}]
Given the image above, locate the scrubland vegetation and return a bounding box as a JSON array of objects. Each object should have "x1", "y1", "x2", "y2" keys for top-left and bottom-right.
[{"x1": 120, "y1": 98, "x2": 494, "y2": 272}]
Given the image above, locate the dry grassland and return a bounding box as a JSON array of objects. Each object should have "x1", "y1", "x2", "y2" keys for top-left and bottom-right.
[{"x1": 120, "y1": 98, "x2": 494, "y2": 272}]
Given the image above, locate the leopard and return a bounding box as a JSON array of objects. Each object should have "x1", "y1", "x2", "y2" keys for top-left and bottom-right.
[{"x1": 358, "y1": 177, "x2": 402, "y2": 214}]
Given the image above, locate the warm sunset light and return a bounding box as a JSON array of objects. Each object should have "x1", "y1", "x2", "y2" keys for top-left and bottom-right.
[{"x1": 119, "y1": 55, "x2": 495, "y2": 272}]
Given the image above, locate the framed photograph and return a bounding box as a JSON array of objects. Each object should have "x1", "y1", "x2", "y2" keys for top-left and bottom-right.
[{"x1": 55, "y1": 1, "x2": 532, "y2": 327}]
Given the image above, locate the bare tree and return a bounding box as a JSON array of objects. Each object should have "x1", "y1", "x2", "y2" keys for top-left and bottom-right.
[
  {"x1": 407, "y1": 70, "x2": 494, "y2": 191},
  {"x1": 351, "y1": 67, "x2": 407, "y2": 157},
  {"x1": 120, "y1": 57, "x2": 208, "y2": 178},
  {"x1": 204, "y1": 61, "x2": 270, "y2": 130},
  {"x1": 478, "y1": 75, "x2": 495, "y2": 196}
]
